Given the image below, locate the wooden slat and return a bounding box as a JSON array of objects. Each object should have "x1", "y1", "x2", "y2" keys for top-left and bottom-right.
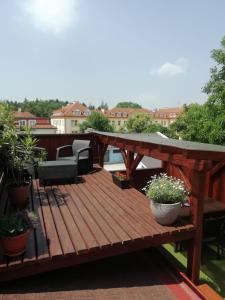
[
  {"x1": 198, "y1": 284, "x2": 223, "y2": 300},
  {"x1": 35, "y1": 180, "x2": 62, "y2": 258},
  {"x1": 32, "y1": 181, "x2": 50, "y2": 260},
  {"x1": 77, "y1": 183, "x2": 122, "y2": 245},
  {"x1": 80, "y1": 180, "x2": 130, "y2": 243},
  {"x1": 52, "y1": 186, "x2": 87, "y2": 253},
  {"x1": 44, "y1": 186, "x2": 75, "y2": 255},
  {"x1": 92, "y1": 171, "x2": 172, "y2": 235},
  {"x1": 59, "y1": 185, "x2": 99, "y2": 250},
  {"x1": 86, "y1": 174, "x2": 155, "y2": 238},
  {"x1": 68, "y1": 184, "x2": 110, "y2": 247},
  {"x1": 23, "y1": 186, "x2": 37, "y2": 264}
]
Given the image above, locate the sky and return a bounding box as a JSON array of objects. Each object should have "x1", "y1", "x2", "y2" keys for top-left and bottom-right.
[{"x1": 0, "y1": 0, "x2": 225, "y2": 109}]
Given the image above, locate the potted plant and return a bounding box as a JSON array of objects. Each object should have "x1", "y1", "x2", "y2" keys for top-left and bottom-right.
[
  {"x1": 112, "y1": 171, "x2": 130, "y2": 189},
  {"x1": 143, "y1": 173, "x2": 188, "y2": 225},
  {"x1": 0, "y1": 109, "x2": 46, "y2": 208},
  {"x1": 0, "y1": 211, "x2": 37, "y2": 257}
]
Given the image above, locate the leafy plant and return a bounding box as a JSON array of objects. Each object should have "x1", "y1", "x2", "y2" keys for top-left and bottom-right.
[
  {"x1": 0, "y1": 105, "x2": 46, "y2": 186},
  {"x1": 0, "y1": 211, "x2": 37, "y2": 237},
  {"x1": 143, "y1": 173, "x2": 188, "y2": 204}
]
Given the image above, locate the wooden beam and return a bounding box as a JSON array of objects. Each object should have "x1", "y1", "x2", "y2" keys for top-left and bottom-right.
[
  {"x1": 186, "y1": 170, "x2": 205, "y2": 284},
  {"x1": 208, "y1": 162, "x2": 225, "y2": 176},
  {"x1": 98, "y1": 143, "x2": 108, "y2": 167},
  {"x1": 121, "y1": 149, "x2": 128, "y2": 167},
  {"x1": 130, "y1": 154, "x2": 144, "y2": 175},
  {"x1": 95, "y1": 134, "x2": 212, "y2": 171},
  {"x1": 126, "y1": 151, "x2": 134, "y2": 179}
]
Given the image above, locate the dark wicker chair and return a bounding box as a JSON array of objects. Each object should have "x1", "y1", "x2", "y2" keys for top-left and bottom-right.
[
  {"x1": 202, "y1": 215, "x2": 225, "y2": 261},
  {"x1": 56, "y1": 140, "x2": 93, "y2": 175}
]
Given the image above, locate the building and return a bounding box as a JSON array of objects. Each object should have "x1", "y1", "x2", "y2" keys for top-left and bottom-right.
[
  {"x1": 13, "y1": 110, "x2": 57, "y2": 134},
  {"x1": 105, "y1": 107, "x2": 153, "y2": 131},
  {"x1": 152, "y1": 107, "x2": 183, "y2": 127},
  {"x1": 51, "y1": 102, "x2": 92, "y2": 133}
]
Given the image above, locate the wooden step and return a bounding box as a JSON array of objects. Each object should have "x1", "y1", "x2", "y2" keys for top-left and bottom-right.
[{"x1": 198, "y1": 284, "x2": 223, "y2": 300}]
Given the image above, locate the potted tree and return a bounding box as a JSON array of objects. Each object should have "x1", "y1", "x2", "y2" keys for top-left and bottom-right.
[
  {"x1": 0, "y1": 108, "x2": 45, "y2": 208},
  {"x1": 112, "y1": 171, "x2": 130, "y2": 189},
  {"x1": 143, "y1": 173, "x2": 188, "y2": 225},
  {"x1": 0, "y1": 211, "x2": 37, "y2": 256}
]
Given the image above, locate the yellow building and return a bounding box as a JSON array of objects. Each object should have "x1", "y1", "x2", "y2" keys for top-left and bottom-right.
[
  {"x1": 51, "y1": 102, "x2": 92, "y2": 133},
  {"x1": 152, "y1": 107, "x2": 183, "y2": 127},
  {"x1": 105, "y1": 107, "x2": 153, "y2": 131}
]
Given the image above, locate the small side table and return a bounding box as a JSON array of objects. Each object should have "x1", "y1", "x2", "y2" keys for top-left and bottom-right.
[{"x1": 38, "y1": 160, "x2": 77, "y2": 186}]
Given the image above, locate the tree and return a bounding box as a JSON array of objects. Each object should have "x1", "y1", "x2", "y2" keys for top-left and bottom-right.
[
  {"x1": 116, "y1": 101, "x2": 142, "y2": 108},
  {"x1": 5, "y1": 99, "x2": 68, "y2": 118},
  {"x1": 202, "y1": 36, "x2": 225, "y2": 108},
  {"x1": 79, "y1": 111, "x2": 113, "y2": 132},
  {"x1": 170, "y1": 37, "x2": 225, "y2": 145},
  {"x1": 170, "y1": 103, "x2": 225, "y2": 144},
  {"x1": 126, "y1": 113, "x2": 153, "y2": 133},
  {"x1": 97, "y1": 101, "x2": 108, "y2": 111}
]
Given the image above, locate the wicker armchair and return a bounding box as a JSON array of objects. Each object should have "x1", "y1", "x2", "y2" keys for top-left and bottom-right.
[{"x1": 56, "y1": 139, "x2": 93, "y2": 175}]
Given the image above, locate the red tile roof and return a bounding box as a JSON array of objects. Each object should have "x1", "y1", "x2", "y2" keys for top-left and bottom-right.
[
  {"x1": 33, "y1": 124, "x2": 56, "y2": 129},
  {"x1": 106, "y1": 107, "x2": 153, "y2": 118},
  {"x1": 13, "y1": 111, "x2": 36, "y2": 118},
  {"x1": 52, "y1": 101, "x2": 91, "y2": 117}
]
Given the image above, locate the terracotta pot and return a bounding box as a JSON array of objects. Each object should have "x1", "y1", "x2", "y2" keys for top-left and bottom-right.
[
  {"x1": 7, "y1": 184, "x2": 30, "y2": 209},
  {"x1": 1, "y1": 230, "x2": 30, "y2": 257}
]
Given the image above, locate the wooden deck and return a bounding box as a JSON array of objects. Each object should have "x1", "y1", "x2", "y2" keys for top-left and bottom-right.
[{"x1": 0, "y1": 167, "x2": 195, "y2": 282}]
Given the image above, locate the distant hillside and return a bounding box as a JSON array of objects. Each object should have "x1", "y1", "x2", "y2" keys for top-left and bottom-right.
[{"x1": 4, "y1": 99, "x2": 68, "y2": 118}]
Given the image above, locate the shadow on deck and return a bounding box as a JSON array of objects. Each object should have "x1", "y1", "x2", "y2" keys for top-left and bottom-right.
[{"x1": 0, "y1": 167, "x2": 195, "y2": 282}]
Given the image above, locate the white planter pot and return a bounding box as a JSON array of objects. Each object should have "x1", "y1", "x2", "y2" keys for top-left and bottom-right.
[{"x1": 150, "y1": 200, "x2": 181, "y2": 225}]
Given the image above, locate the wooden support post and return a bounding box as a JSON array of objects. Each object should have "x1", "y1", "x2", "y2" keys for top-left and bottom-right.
[
  {"x1": 187, "y1": 169, "x2": 205, "y2": 284},
  {"x1": 98, "y1": 143, "x2": 108, "y2": 168},
  {"x1": 126, "y1": 151, "x2": 134, "y2": 179}
]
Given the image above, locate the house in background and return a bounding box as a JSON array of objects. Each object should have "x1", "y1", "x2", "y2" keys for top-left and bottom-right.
[
  {"x1": 152, "y1": 107, "x2": 183, "y2": 127},
  {"x1": 105, "y1": 107, "x2": 153, "y2": 131},
  {"x1": 13, "y1": 110, "x2": 57, "y2": 134},
  {"x1": 51, "y1": 102, "x2": 92, "y2": 133}
]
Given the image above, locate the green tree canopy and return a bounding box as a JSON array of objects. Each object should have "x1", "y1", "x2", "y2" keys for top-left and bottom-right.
[
  {"x1": 4, "y1": 99, "x2": 68, "y2": 118},
  {"x1": 171, "y1": 103, "x2": 225, "y2": 144},
  {"x1": 116, "y1": 101, "x2": 142, "y2": 108},
  {"x1": 171, "y1": 37, "x2": 225, "y2": 145},
  {"x1": 79, "y1": 111, "x2": 113, "y2": 132},
  {"x1": 126, "y1": 113, "x2": 153, "y2": 133},
  {"x1": 202, "y1": 36, "x2": 225, "y2": 108}
]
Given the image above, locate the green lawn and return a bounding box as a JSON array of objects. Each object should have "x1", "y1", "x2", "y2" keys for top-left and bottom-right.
[{"x1": 161, "y1": 243, "x2": 225, "y2": 298}]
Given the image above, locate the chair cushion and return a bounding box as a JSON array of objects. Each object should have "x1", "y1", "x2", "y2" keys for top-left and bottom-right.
[{"x1": 58, "y1": 156, "x2": 76, "y2": 161}]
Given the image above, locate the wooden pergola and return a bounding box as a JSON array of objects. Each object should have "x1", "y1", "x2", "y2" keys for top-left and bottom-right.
[{"x1": 94, "y1": 131, "x2": 225, "y2": 284}]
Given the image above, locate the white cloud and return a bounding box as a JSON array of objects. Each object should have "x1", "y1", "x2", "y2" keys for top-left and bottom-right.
[
  {"x1": 22, "y1": 0, "x2": 78, "y2": 35},
  {"x1": 150, "y1": 58, "x2": 188, "y2": 76}
]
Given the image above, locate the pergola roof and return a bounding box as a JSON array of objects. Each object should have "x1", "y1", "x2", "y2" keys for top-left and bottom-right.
[{"x1": 94, "y1": 132, "x2": 225, "y2": 162}]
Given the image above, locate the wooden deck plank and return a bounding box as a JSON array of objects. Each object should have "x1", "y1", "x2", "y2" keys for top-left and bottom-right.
[
  {"x1": 52, "y1": 186, "x2": 87, "y2": 253},
  {"x1": 95, "y1": 171, "x2": 184, "y2": 234},
  {"x1": 0, "y1": 189, "x2": 8, "y2": 269},
  {"x1": 23, "y1": 186, "x2": 37, "y2": 264},
  {"x1": 59, "y1": 185, "x2": 99, "y2": 250},
  {"x1": 0, "y1": 168, "x2": 195, "y2": 282},
  {"x1": 32, "y1": 182, "x2": 50, "y2": 260},
  {"x1": 88, "y1": 171, "x2": 170, "y2": 236},
  {"x1": 77, "y1": 183, "x2": 123, "y2": 245},
  {"x1": 35, "y1": 181, "x2": 63, "y2": 258},
  {"x1": 80, "y1": 180, "x2": 131, "y2": 243},
  {"x1": 44, "y1": 186, "x2": 75, "y2": 255},
  {"x1": 85, "y1": 174, "x2": 144, "y2": 240},
  {"x1": 68, "y1": 184, "x2": 111, "y2": 247}
]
